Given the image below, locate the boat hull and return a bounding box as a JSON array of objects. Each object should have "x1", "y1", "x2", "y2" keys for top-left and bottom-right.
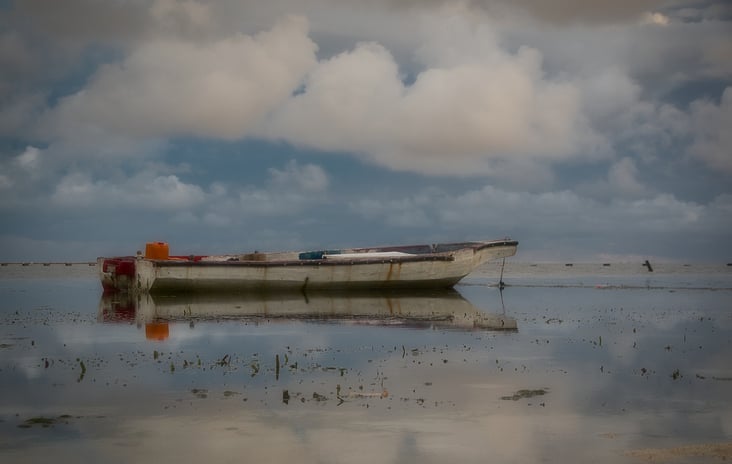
[{"x1": 99, "y1": 239, "x2": 517, "y2": 294}]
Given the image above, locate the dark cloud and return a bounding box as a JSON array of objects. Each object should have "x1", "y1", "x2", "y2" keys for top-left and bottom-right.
[
  {"x1": 482, "y1": 0, "x2": 668, "y2": 24},
  {"x1": 9, "y1": 0, "x2": 150, "y2": 43}
]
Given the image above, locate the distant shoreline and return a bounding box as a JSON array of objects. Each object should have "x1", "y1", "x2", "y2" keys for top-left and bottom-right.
[
  {"x1": 1, "y1": 261, "x2": 731, "y2": 267},
  {"x1": 0, "y1": 262, "x2": 96, "y2": 265}
]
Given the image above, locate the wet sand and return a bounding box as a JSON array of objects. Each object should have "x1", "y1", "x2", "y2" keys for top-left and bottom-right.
[{"x1": 0, "y1": 263, "x2": 730, "y2": 463}]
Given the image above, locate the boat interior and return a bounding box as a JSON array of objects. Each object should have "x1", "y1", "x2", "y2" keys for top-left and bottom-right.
[{"x1": 200, "y1": 241, "x2": 499, "y2": 263}]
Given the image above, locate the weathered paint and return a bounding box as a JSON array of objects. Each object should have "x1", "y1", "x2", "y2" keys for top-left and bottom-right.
[{"x1": 99, "y1": 257, "x2": 136, "y2": 293}]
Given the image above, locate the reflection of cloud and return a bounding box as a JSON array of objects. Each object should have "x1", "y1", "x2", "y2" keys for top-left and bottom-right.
[
  {"x1": 0, "y1": 392, "x2": 685, "y2": 463},
  {"x1": 4, "y1": 388, "x2": 730, "y2": 463},
  {"x1": 5, "y1": 280, "x2": 732, "y2": 463}
]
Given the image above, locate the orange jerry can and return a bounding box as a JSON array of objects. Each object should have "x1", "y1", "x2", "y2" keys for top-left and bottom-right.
[{"x1": 144, "y1": 242, "x2": 170, "y2": 260}]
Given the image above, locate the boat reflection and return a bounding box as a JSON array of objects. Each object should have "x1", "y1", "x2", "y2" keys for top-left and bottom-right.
[{"x1": 99, "y1": 290, "x2": 517, "y2": 335}]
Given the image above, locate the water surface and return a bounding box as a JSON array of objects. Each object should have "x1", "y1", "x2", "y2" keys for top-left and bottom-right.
[{"x1": 1, "y1": 262, "x2": 730, "y2": 463}]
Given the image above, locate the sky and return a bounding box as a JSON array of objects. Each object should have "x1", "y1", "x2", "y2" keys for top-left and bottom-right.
[{"x1": 1, "y1": 0, "x2": 731, "y2": 262}]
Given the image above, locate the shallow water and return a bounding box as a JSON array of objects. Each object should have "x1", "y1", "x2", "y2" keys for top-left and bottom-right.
[{"x1": 0, "y1": 262, "x2": 731, "y2": 463}]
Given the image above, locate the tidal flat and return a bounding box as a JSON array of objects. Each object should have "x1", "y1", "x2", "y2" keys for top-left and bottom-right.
[{"x1": 0, "y1": 262, "x2": 730, "y2": 463}]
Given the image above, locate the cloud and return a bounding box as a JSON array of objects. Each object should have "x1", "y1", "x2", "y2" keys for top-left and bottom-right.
[
  {"x1": 0, "y1": 146, "x2": 51, "y2": 204},
  {"x1": 157, "y1": 160, "x2": 331, "y2": 223},
  {"x1": 254, "y1": 0, "x2": 674, "y2": 25},
  {"x1": 201, "y1": 211, "x2": 232, "y2": 227},
  {"x1": 1, "y1": 0, "x2": 729, "y2": 263},
  {"x1": 234, "y1": 161, "x2": 330, "y2": 216},
  {"x1": 488, "y1": 0, "x2": 668, "y2": 24},
  {"x1": 11, "y1": 0, "x2": 150, "y2": 43},
  {"x1": 578, "y1": 157, "x2": 650, "y2": 200},
  {"x1": 608, "y1": 157, "x2": 648, "y2": 197},
  {"x1": 689, "y1": 87, "x2": 732, "y2": 174},
  {"x1": 346, "y1": 183, "x2": 725, "y2": 259},
  {"x1": 0, "y1": 31, "x2": 38, "y2": 98},
  {"x1": 15, "y1": 146, "x2": 42, "y2": 170},
  {"x1": 267, "y1": 23, "x2": 603, "y2": 175},
  {"x1": 575, "y1": 68, "x2": 691, "y2": 165},
  {"x1": 641, "y1": 12, "x2": 671, "y2": 25},
  {"x1": 625, "y1": 17, "x2": 732, "y2": 90},
  {"x1": 150, "y1": 0, "x2": 215, "y2": 37},
  {"x1": 268, "y1": 160, "x2": 329, "y2": 192},
  {"x1": 579, "y1": 69, "x2": 642, "y2": 128},
  {"x1": 3, "y1": 154, "x2": 331, "y2": 225},
  {"x1": 42, "y1": 16, "x2": 317, "y2": 140},
  {"x1": 19, "y1": 4, "x2": 730, "y2": 180},
  {"x1": 51, "y1": 171, "x2": 207, "y2": 210},
  {"x1": 619, "y1": 193, "x2": 703, "y2": 232},
  {"x1": 0, "y1": 92, "x2": 45, "y2": 136},
  {"x1": 9, "y1": 0, "x2": 228, "y2": 44},
  {"x1": 350, "y1": 193, "x2": 433, "y2": 228}
]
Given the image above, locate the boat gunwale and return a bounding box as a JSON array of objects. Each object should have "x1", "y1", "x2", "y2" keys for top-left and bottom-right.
[
  {"x1": 146, "y1": 240, "x2": 518, "y2": 268},
  {"x1": 150, "y1": 253, "x2": 456, "y2": 267}
]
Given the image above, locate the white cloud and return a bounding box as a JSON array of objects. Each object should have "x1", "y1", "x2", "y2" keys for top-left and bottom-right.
[
  {"x1": 641, "y1": 12, "x2": 670, "y2": 25},
  {"x1": 51, "y1": 171, "x2": 207, "y2": 210},
  {"x1": 617, "y1": 193, "x2": 703, "y2": 232},
  {"x1": 150, "y1": 160, "x2": 331, "y2": 223},
  {"x1": 267, "y1": 27, "x2": 602, "y2": 175},
  {"x1": 268, "y1": 160, "x2": 329, "y2": 192},
  {"x1": 266, "y1": 42, "x2": 403, "y2": 154},
  {"x1": 15, "y1": 146, "x2": 42, "y2": 170},
  {"x1": 43, "y1": 16, "x2": 317, "y2": 140},
  {"x1": 22, "y1": 5, "x2": 731, "y2": 180}
]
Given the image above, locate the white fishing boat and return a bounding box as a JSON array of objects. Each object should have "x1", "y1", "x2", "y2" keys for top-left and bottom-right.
[{"x1": 98, "y1": 238, "x2": 518, "y2": 294}]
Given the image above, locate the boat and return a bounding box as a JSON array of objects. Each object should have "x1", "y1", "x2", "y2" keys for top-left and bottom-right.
[
  {"x1": 99, "y1": 290, "x2": 518, "y2": 332},
  {"x1": 98, "y1": 239, "x2": 518, "y2": 294}
]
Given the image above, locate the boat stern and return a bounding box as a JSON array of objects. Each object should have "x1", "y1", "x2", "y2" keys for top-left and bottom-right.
[{"x1": 98, "y1": 256, "x2": 137, "y2": 293}]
